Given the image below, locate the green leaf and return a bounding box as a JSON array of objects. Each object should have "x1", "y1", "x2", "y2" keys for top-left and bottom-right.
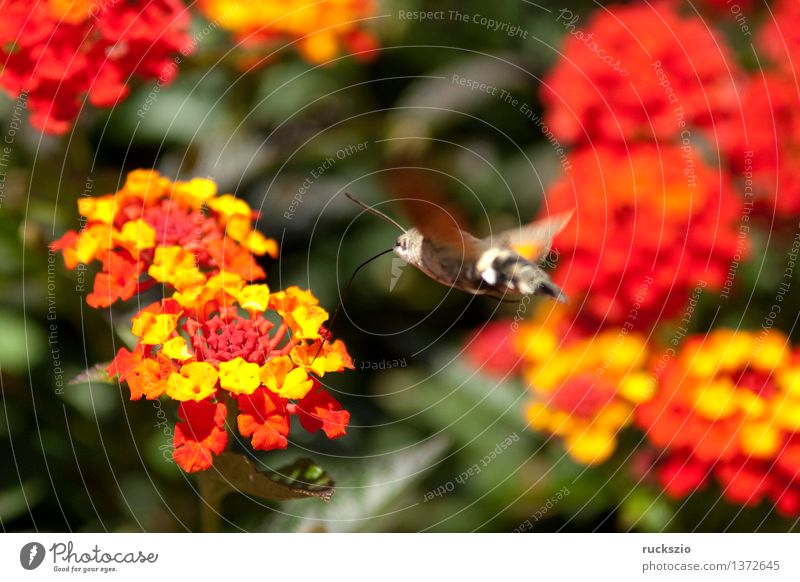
[
  {"x1": 200, "y1": 452, "x2": 334, "y2": 502},
  {"x1": 376, "y1": 353, "x2": 527, "y2": 451},
  {"x1": 0, "y1": 480, "x2": 44, "y2": 523},
  {"x1": 268, "y1": 457, "x2": 336, "y2": 500},
  {"x1": 385, "y1": 53, "x2": 529, "y2": 155},
  {"x1": 261, "y1": 436, "x2": 450, "y2": 533},
  {"x1": 59, "y1": 380, "x2": 118, "y2": 419},
  {"x1": 196, "y1": 453, "x2": 336, "y2": 532},
  {"x1": 619, "y1": 488, "x2": 676, "y2": 532}
]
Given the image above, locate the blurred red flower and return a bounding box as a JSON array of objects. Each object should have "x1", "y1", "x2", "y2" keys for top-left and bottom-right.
[
  {"x1": 721, "y1": 72, "x2": 800, "y2": 218},
  {"x1": 542, "y1": 144, "x2": 743, "y2": 329},
  {"x1": 462, "y1": 320, "x2": 521, "y2": 378},
  {"x1": 541, "y1": 1, "x2": 741, "y2": 145},
  {"x1": 0, "y1": 0, "x2": 191, "y2": 133},
  {"x1": 758, "y1": 0, "x2": 800, "y2": 74}
]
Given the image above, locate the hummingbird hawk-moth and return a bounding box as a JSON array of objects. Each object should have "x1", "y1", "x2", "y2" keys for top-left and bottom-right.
[{"x1": 346, "y1": 166, "x2": 572, "y2": 302}]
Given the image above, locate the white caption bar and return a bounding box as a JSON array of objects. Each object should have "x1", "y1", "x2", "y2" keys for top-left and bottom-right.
[{"x1": 2, "y1": 533, "x2": 798, "y2": 581}]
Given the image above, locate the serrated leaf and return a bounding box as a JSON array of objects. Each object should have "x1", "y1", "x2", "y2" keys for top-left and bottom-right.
[
  {"x1": 196, "y1": 453, "x2": 336, "y2": 532},
  {"x1": 200, "y1": 452, "x2": 335, "y2": 504},
  {"x1": 261, "y1": 436, "x2": 450, "y2": 532}
]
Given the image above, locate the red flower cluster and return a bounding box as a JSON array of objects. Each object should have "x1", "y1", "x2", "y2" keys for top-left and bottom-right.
[
  {"x1": 655, "y1": 448, "x2": 800, "y2": 517},
  {"x1": 0, "y1": 0, "x2": 192, "y2": 134},
  {"x1": 637, "y1": 329, "x2": 800, "y2": 515},
  {"x1": 722, "y1": 73, "x2": 800, "y2": 217},
  {"x1": 757, "y1": 0, "x2": 800, "y2": 74},
  {"x1": 543, "y1": 144, "x2": 742, "y2": 328},
  {"x1": 51, "y1": 170, "x2": 276, "y2": 308},
  {"x1": 541, "y1": 1, "x2": 741, "y2": 144}
]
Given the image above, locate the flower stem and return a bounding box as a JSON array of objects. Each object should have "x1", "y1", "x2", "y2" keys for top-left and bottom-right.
[{"x1": 197, "y1": 471, "x2": 228, "y2": 533}]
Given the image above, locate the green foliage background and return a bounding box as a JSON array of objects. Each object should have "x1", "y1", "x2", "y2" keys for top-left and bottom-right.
[{"x1": 2, "y1": 0, "x2": 797, "y2": 532}]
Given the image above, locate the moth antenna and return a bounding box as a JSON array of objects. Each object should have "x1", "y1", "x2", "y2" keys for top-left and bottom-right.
[
  {"x1": 311, "y1": 247, "x2": 396, "y2": 364},
  {"x1": 345, "y1": 192, "x2": 407, "y2": 233}
]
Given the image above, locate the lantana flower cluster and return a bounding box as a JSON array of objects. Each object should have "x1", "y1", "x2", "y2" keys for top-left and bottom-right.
[
  {"x1": 515, "y1": 305, "x2": 654, "y2": 465},
  {"x1": 108, "y1": 279, "x2": 352, "y2": 473},
  {"x1": 0, "y1": 0, "x2": 192, "y2": 134},
  {"x1": 465, "y1": 0, "x2": 800, "y2": 518},
  {"x1": 1, "y1": 0, "x2": 379, "y2": 134},
  {"x1": 543, "y1": 144, "x2": 742, "y2": 328},
  {"x1": 52, "y1": 170, "x2": 277, "y2": 308},
  {"x1": 541, "y1": 1, "x2": 741, "y2": 145},
  {"x1": 197, "y1": 0, "x2": 378, "y2": 64},
  {"x1": 720, "y1": 0, "x2": 800, "y2": 220},
  {"x1": 722, "y1": 72, "x2": 800, "y2": 217},
  {"x1": 55, "y1": 170, "x2": 352, "y2": 473},
  {"x1": 637, "y1": 330, "x2": 800, "y2": 516}
]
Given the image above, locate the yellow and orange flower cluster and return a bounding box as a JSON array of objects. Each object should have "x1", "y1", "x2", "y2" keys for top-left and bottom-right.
[
  {"x1": 636, "y1": 329, "x2": 800, "y2": 515},
  {"x1": 109, "y1": 280, "x2": 352, "y2": 473},
  {"x1": 469, "y1": 313, "x2": 800, "y2": 515},
  {"x1": 514, "y1": 305, "x2": 654, "y2": 465},
  {"x1": 52, "y1": 170, "x2": 277, "y2": 308},
  {"x1": 55, "y1": 170, "x2": 352, "y2": 473},
  {"x1": 198, "y1": 0, "x2": 378, "y2": 64},
  {"x1": 1, "y1": 1, "x2": 383, "y2": 134}
]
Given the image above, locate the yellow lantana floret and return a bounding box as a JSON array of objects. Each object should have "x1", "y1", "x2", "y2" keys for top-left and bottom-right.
[
  {"x1": 132, "y1": 312, "x2": 181, "y2": 345},
  {"x1": 238, "y1": 284, "x2": 270, "y2": 313},
  {"x1": 219, "y1": 357, "x2": 261, "y2": 395},
  {"x1": 260, "y1": 356, "x2": 314, "y2": 399},
  {"x1": 166, "y1": 362, "x2": 219, "y2": 401}
]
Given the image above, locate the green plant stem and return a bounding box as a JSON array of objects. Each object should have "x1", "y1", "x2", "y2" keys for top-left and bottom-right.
[{"x1": 197, "y1": 471, "x2": 229, "y2": 533}]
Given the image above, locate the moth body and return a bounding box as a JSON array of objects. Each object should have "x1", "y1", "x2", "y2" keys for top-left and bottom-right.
[{"x1": 394, "y1": 227, "x2": 567, "y2": 302}]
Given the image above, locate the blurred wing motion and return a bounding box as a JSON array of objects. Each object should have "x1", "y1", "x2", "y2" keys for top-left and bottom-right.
[
  {"x1": 383, "y1": 165, "x2": 478, "y2": 256},
  {"x1": 494, "y1": 210, "x2": 574, "y2": 263}
]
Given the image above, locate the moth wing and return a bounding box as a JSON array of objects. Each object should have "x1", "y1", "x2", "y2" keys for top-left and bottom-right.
[
  {"x1": 384, "y1": 165, "x2": 479, "y2": 258},
  {"x1": 493, "y1": 211, "x2": 574, "y2": 263}
]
